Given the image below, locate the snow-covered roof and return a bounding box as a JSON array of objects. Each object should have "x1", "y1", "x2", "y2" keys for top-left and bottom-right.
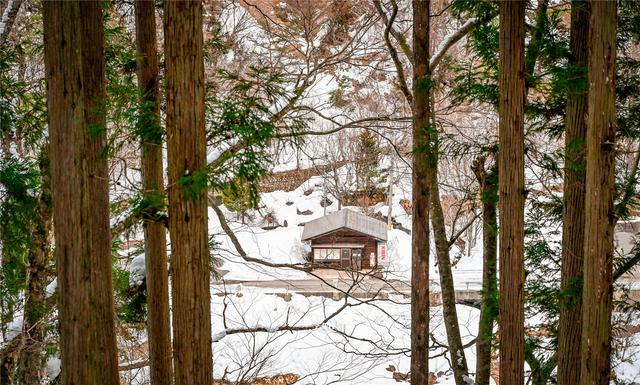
[{"x1": 301, "y1": 209, "x2": 387, "y2": 242}]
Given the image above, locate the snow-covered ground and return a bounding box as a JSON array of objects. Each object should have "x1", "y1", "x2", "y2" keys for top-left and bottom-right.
[
  {"x1": 207, "y1": 288, "x2": 481, "y2": 384},
  {"x1": 210, "y1": 166, "x2": 485, "y2": 287},
  {"x1": 199, "y1": 166, "x2": 640, "y2": 384},
  {"x1": 117, "y1": 285, "x2": 490, "y2": 385}
]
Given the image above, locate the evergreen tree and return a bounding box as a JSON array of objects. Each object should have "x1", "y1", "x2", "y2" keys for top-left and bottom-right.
[{"x1": 354, "y1": 130, "x2": 382, "y2": 206}]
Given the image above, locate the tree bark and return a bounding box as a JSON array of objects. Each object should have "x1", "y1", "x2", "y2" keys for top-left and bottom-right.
[
  {"x1": 427, "y1": 97, "x2": 469, "y2": 384},
  {"x1": 0, "y1": 336, "x2": 22, "y2": 384},
  {"x1": 411, "y1": 1, "x2": 430, "y2": 384},
  {"x1": 79, "y1": 4, "x2": 120, "y2": 381},
  {"x1": 580, "y1": 2, "x2": 616, "y2": 384},
  {"x1": 498, "y1": 2, "x2": 526, "y2": 385},
  {"x1": 134, "y1": 2, "x2": 173, "y2": 385},
  {"x1": 557, "y1": 2, "x2": 590, "y2": 385},
  {"x1": 471, "y1": 158, "x2": 498, "y2": 385},
  {"x1": 43, "y1": 1, "x2": 120, "y2": 385},
  {"x1": 18, "y1": 150, "x2": 53, "y2": 385},
  {"x1": 164, "y1": 2, "x2": 213, "y2": 385},
  {"x1": 429, "y1": 175, "x2": 470, "y2": 385}
]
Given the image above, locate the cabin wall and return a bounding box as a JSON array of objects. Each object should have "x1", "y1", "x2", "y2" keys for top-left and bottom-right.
[{"x1": 309, "y1": 229, "x2": 378, "y2": 269}]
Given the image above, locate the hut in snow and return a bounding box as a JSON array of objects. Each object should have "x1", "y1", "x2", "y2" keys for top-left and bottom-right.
[{"x1": 301, "y1": 209, "x2": 388, "y2": 269}]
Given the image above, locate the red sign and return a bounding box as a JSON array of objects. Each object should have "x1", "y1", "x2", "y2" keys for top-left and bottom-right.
[{"x1": 379, "y1": 244, "x2": 387, "y2": 265}]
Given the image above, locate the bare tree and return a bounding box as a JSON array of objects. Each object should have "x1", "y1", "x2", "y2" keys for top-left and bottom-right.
[
  {"x1": 471, "y1": 157, "x2": 498, "y2": 385},
  {"x1": 374, "y1": 2, "x2": 494, "y2": 383},
  {"x1": 411, "y1": 1, "x2": 431, "y2": 384}
]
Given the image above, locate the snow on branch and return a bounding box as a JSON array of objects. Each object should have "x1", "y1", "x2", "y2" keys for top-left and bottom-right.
[{"x1": 429, "y1": 17, "x2": 480, "y2": 72}]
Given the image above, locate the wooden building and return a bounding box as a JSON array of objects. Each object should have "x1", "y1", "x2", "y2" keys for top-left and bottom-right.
[{"x1": 301, "y1": 209, "x2": 388, "y2": 270}]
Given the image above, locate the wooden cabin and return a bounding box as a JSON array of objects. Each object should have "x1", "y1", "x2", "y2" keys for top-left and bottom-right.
[{"x1": 301, "y1": 209, "x2": 388, "y2": 270}]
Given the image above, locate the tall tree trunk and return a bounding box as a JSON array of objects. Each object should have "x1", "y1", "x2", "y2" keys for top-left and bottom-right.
[
  {"x1": 43, "y1": 2, "x2": 120, "y2": 385},
  {"x1": 429, "y1": 181, "x2": 470, "y2": 385},
  {"x1": 79, "y1": 4, "x2": 120, "y2": 381},
  {"x1": 557, "y1": 2, "x2": 590, "y2": 385},
  {"x1": 580, "y1": 2, "x2": 616, "y2": 384},
  {"x1": 498, "y1": 2, "x2": 526, "y2": 385},
  {"x1": 134, "y1": 2, "x2": 173, "y2": 384},
  {"x1": 18, "y1": 149, "x2": 53, "y2": 385},
  {"x1": 411, "y1": 1, "x2": 430, "y2": 384},
  {"x1": 427, "y1": 101, "x2": 469, "y2": 384},
  {"x1": 471, "y1": 158, "x2": 498, "y2": 385},
  {"x1": 164, "y1": 2, "x2": 212, "y2": 385}
]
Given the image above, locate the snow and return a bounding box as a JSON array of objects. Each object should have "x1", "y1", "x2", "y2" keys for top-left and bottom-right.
[
  {"x1": 198, "y1": 169, "x2": 502, "y2": 383},
  {"x1": 0, "y1": 0, "x2": 15, "y2": 37},
  {"x1": 209, "y1": 158, "x2": 487, "y2": 288},
  {"x1": 212, "y1": 330, "x2": 227, "y2": 342},
  {"x1": 206, "y1": 139, "x2": 239, "y2": 165},
  {"x1": 129, "y1": 254, "x2": 147, "y2": 286},
  {"x1": 4, "y1": 314, "x2": 23, "y2": 341},
  {"x1": 430, "y1": 18, "x2": 478, "y2": 67},
  {"x1": 190, "y1": 160, "x2": 625, "y2": 383},
  {"x1": 615, "y1": 336, "x2": 640, "y2": 384},
  {"x1": 44, "y1": 356, "x2": 61, "y2": 380},
  {"x1": 45, "y1": 278, "x2": 57, "y2": 298},
  {"x1": 102, "y1": 144, "x2": 639, "y2": 385},
  {"x1": 207, "y1": 285, "x2": 485, "y2": 384}
]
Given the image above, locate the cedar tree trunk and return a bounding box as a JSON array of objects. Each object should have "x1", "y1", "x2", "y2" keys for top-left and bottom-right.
[
  {"x1": 557, "y1": 1, "x2": 590, "y2": 384},
  {"x1": 580, "y1": 2, "x2": 616, "y2": 384},
  {"x1": 134, "y1": 2, "x2": 173, "y2": 384},
  {"x1": 43, "y1": 1, "x2": 120, "y2": 385},
  {"x1": 498, "y1": 1, "x2": 526, "y2": 384},
  {"x1": 163, "y1": 2, "x2": 213, "y2": 385}
]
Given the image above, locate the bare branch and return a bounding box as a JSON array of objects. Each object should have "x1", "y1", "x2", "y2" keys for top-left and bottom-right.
[
  {"x1": 118, "y1": 360, "x2": 149, "y2": 372},
  {"x1": 372, "y1": 0, "x2": 413, "y2": 61},
  {"x1": 374, "y1": 0, "x2": 412, "y2": 106},
  {"x1": 273, "y1": 115, "x2": 410, "y2": 139},
  {"x1": 448, "y1": 212, "x2": 480, "y2": 248}
]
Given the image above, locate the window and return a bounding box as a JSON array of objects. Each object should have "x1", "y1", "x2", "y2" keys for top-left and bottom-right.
[{"x1": 314, "y1": 248, "x2": 340, "y2": 261}]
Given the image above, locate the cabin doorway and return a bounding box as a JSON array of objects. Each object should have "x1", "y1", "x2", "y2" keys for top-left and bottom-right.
[
  {"x1": 340, "y1": 249, "x2": 350, "y2": 268},
  {"x1": 351, "y1": 249, "x2": 362, "y2": 270}
]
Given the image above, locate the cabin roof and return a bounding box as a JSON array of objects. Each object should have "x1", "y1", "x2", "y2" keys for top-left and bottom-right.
[{"x1": 301, "y1": 209, "x2": 387, "y2": 242}]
